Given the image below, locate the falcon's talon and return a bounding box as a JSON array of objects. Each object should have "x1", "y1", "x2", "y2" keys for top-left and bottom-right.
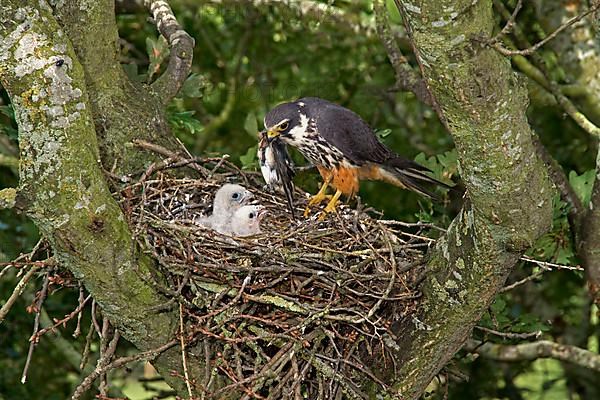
[
  {"x1": 303, "y1": 205, "x2": 312, "y2": 218},
  {"x1": 307, "y1": 193, "x2": 332, "y2": 207}
]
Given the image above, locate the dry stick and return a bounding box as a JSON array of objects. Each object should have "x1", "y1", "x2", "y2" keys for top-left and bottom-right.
[
  {"x1": 520, "y1": 255, "x2": 584, "y2": 271},
  {"x1": 491, "y1": 0, "x2": 523, "y2": 42},
  {"x1": 21, "y1": 271, "x2": 51, "y2": 384},
  {"x1": 71, "y1": 339, "x2": 178, "y2": 400},
  {"x1": 465, "y1": 339, "x2": 600, "y2": 371},
  {"x1": 493, "y1": 2, "x2": 600, "y2": 56},
  {"x1": 474, "y1": 326, "x2": 541, "y2": 340},
  {"x1": 33, "y1": 295, "x2": 92, "y2": 340},
  {"x1": 80, "y1": 319, "x2": 95, "y2": 370},
  {"x1": 0, "y1": 265, "x2": 40, "y2": 325},
  {"x1": 179, "y1": 302, "x2": 194, "y2": 399},
  {"x1": 73, "y1": 284, "x2": 85, "y2": 338},
  {"x1": 91, "y1": 300, "x2": 102, "y2": 337},
  {"x1": 492, "y1": 0, "x2": 600, "y2": 139},
  {"x1": 500, "y1": 270, "x2": 545, "y2": 293}
]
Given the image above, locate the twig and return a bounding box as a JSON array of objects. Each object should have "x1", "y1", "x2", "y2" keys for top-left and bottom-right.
[
  {"x1": 474, "y1": 326, "x2": 542, "y2": 340},
  {"x1": 492, "y1": 2, "x2": 600, "y2": 56},
  {"x1": 464, "y1": 339, "x2": 600, "y2": 371},
  {"x1": 373, "y1": 0, "x2": 432, "y2": 105},
  {"x1": 73, "y1": 284, "x2": 85, "y2": 338},
  {"x1": 491, "y1": 0, "x2": 523, "y2": 42},
  {"x1": 0, "y1": 265, "x2": 40, "y2": 325},
  {"x1": 179, "y1": 302, "x2": 194, "y2": 399},
  {"x1": 21, "y1": 271, "x2": 51, "y2": 383},
  {"x1": 493, "y1": 0, "x2": 600, "y2": 139},
  {"x1": 499, "y1": 270, "x2": 545, "y2": 293},
  {"x1": 32, "y1": 295, "x2": 92, "y2": 340},
  {"x1": 71, "y1": 339, "x2": 178, "y2": 400},
  {"x1": 520, "y1": 255, "x2": 583, "y2": 271}
]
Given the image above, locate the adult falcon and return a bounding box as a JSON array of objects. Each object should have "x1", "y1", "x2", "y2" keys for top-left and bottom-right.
[{"x1": 264, "y1": 97, "x2": 450, "y2": 215}]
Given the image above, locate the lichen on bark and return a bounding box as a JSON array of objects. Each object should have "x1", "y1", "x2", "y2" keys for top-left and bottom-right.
[
  {"x1": 0, "y1": 1, "x2": 194, "y2": 395},
  {"x1": 391, "y1": 1, "x2": 553, "y2": 398}
]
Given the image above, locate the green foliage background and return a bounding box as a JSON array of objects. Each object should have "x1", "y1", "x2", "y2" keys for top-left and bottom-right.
[{"x1": 0, "y1": 1, "x2": 598, "y2": 399}]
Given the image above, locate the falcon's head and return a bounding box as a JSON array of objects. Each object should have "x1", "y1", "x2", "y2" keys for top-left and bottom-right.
[{"x1": 264, "y1": 101, "x2": 309, "y2": 145}]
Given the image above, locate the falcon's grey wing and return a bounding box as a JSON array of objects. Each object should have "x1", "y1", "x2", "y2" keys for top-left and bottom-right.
[
  {"x1": 303, "y1": 98, "x2": 431, "y2": 173},
  {"x1": 304, "y1": 99, "x2": 391, "y2": 165}
]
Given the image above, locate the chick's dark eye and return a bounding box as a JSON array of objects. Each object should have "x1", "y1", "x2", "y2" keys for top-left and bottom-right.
[
  {"x1": 279, "y1": 122, "x2": 289, "y2": 131},
  {"x1": 232, "y1": 192, "x2": 240, "y2": 200},
  {"x1": 249, "y1": 212, "x2": 255, "y2": 219}
]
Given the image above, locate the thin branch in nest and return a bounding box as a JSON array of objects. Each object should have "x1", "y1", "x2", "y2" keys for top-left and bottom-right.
[{"x1": 179, "y1": 303, "x2": 194, "y2": 399}]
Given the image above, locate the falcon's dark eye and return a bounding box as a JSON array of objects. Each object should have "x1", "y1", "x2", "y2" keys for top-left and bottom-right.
[
  {"x1": 232, "y1": 192, "x2": 240, "y2": 200},
  {"x1": 279, "y1": 122, "x2": 289, "y2": 131},
  {"x1": 249, "y1": 212, "x2": 255, "y2": 219}
]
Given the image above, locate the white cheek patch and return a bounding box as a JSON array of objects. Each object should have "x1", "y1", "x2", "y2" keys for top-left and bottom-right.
[{"x1": 286, "y1": 113, "x2": 310, "y2": 145}]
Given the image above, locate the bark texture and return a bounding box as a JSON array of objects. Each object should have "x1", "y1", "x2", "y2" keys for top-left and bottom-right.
[
  {"x1": 0, "y1": 0, "x2": 196, "y2": 395},
  {"x1": 391, "y1": 1, "x2": 553, "y2": 398},
  {"x1": 53, "y1": 0, "x2": 181, "y2": 176}
]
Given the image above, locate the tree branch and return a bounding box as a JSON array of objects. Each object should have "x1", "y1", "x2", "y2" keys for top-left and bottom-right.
[
  {"x1": 144, "y1": 0, "x2": 195, "y2": 104},
  {"x1": 52, "y1": 0, "x2": 181, "y2": 176},
  {"x1": 464, "y1": 340, "x2": 600, "y2": 372},
  {"x1": 0, "y1": 2, "x2": 196, "y2": 395},
  {"x1": 390, "y1": 1, "x2": 553, "y2": 398},
  {"x1": 373, "y1": 0, "x2": 432, "y2": 106}
]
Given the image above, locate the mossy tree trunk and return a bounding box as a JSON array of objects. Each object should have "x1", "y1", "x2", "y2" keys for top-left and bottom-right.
[
  {"x1": 1, "y1": 0, "x2": 556, "y2": 398},
  {"x1": 390, "y1": 1, "x2": 553, "y2": 398},
  {"x1": 0, "y1": 0, "x2": 197, "y2": 395}
]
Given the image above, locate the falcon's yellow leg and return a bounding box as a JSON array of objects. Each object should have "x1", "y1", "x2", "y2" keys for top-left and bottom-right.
[
  {"x1": 304, "y1": 179, "x2": 332, "y2": 216},
  {"x1": 318, "y1": 189, "x2": 343, "y2": 220}
]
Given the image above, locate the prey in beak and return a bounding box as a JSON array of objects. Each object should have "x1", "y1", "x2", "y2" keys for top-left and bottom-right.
[{"x1": 257, "y1": 130, "x2": 296, "y2": 218}]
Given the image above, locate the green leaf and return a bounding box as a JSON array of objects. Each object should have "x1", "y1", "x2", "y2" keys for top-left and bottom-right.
[
  {"x1": 167, "y1": 110, "x2": 203, "y2": 135},
  {"x1": 375, "y1": 128, "x2": 392, "y2": 139},
  {"x1": 240, "y1": 145, "x2": 258, "y2": 170},
  {"x1": 244, "y1": 113, "x2": 258, "y2": 137},
  {"x1": 490, "y1": 297, "x2": 506, "y2": 314},
  {"x1": 569, "y1": 169, "x2": 595, "y2": 207},
  {"x1": 146, "y1": 36, "x2": 169, "y2": 81},
  {"x1": 180, "y1": 73, "x2": 208, "y2": 99}
]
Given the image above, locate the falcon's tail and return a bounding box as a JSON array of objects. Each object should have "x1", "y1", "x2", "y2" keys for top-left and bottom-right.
[{"x1": 380, "y1": 157, "x2": 453, "y2": 199}]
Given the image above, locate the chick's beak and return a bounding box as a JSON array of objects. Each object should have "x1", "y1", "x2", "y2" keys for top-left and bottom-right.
[
  {"x1": 242, "y1": 191, "x2": 254, "y2": 204},
  {"x1": 257, "y1": 208, "x2": 268, "y2": 221}
]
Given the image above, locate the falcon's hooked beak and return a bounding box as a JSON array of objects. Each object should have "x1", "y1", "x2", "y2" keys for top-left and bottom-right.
[
  {"x1": 266, "y1": 128, "x2": 280, "y2": 141},
  {"x1": 266, "y1": 119, "x2": 290, "y2": 142}
]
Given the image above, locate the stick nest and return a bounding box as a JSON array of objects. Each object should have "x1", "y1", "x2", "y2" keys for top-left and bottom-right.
[{"x1": 119, "y1": 155, "x2": 432, "y2": 399}]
